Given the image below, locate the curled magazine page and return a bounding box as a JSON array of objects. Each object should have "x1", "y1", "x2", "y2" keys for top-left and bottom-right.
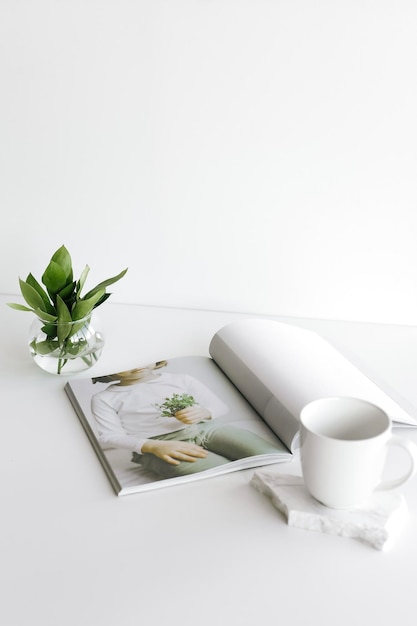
[
  {"x1": 209, "y1": 319, "x2": 417, "y2": 437},
  {"x1": 209, "y1": 330, "x2": 299, "y2": 452}
]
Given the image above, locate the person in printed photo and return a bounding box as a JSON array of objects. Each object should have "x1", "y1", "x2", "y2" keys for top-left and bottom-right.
[{"x1": 91, "y1": 361, "x2": 282, "y2": 479}]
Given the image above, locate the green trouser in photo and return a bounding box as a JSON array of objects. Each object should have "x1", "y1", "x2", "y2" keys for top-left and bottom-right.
[{"x1": 133, "y1": 422, "x2": 285, "y2": 479}]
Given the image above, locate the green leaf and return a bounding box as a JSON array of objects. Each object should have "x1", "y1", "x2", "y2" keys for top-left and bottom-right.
[
  {"x1": 65, "y1": 338, "x2": 88, "y2": 355},
  {"x1": 83, "y1": 268, "x2": 128, "y2": 300},
  {"x1": 72, "y1": 289, "x2": 106, "y2": 321},
  {"x1": 19, "y1": 278, "x2": 47, "y2": 311},
  {"x1": 42, "y1": 260, "x2": 68, "y2": 295},
  {"x1": 50, "y1": 245, "x2": 73, "y2": 282},
  {"x1": 76, "y1": 264, "x2": 90, "y2": 296},
  {"x1": 30, "y1": 338, "x2": 59, "y2": 355},
  {"x1": 7, "y1": 302, "x2": 33, "y2": 312},
  {"x1": 92, "y1": 292, "x2": 111, "y2": 309},
  {"x1": 33, "y1": 308, "x2": 58, "y2": 323},
  {"x1": 26, "y1": 273, "x2": 55, "y2": 313},
  {"x1": 58, "y1": 280, "x2": 76, "y2": 304},
  {"x1": 68, "y1": 320, "x2": 88, "y2": 339},
  {"x1": 56, "y1": 296, "x2": 73, "y2": 344},
  {"x1": 41, "y1": 322, "x2": 58, "y2": 340}
]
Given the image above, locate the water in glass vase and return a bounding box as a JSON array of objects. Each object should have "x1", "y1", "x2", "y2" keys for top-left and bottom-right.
[{"x1": 28, "y1": 314, "x2": 105, "y2": 375}]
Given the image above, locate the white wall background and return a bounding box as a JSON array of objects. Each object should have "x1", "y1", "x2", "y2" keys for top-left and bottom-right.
[{"x1": 1, "y1": 0, "x2": 416, "y2": 324}]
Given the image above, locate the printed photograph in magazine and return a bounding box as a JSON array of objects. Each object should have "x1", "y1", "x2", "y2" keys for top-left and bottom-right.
[{"x1": 65, "y1": 355, "x2": 292, "y2": 496}]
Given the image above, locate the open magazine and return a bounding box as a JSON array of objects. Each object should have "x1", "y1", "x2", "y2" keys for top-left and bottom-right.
[{"x1": 65, "y1": 318, "x2": 417, "y2": 496}]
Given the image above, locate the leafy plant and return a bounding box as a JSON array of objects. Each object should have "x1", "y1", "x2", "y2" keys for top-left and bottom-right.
[
  {"x1": 8, "y1": 245, "x2": 127, "y2": 373},
  {"x1": 153, "y1": 393, "x2": 196, "y2": 417}
]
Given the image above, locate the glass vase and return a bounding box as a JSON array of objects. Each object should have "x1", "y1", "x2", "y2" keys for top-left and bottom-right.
[{"x1": 28, "y1": 313, "x2": 105, "y2": 375}]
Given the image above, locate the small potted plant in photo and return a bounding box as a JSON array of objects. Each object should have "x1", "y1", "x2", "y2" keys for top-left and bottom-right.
[
  {"x1": 153, "y1": 393, "x2": 196, "y2": 417},
  {"x1": 8, "y1": 245, "x2": 127, "y2": 375}
]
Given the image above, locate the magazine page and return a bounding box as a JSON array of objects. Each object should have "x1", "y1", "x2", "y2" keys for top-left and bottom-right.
[
  {"x1": 65, "y1": 355, "x2": 291, "y2": 496},
  {"x1": 209, "y1": 318, "x2": 417, "y2": 448}
]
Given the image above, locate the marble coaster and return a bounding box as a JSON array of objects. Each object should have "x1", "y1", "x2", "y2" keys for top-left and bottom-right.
[{"x1": 250, "y1": 470, "x2": 408, "y2": 551}]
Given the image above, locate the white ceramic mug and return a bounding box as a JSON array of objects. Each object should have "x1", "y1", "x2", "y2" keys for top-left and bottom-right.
[{"x1": 299, "y1": 397, "x2": 417, "y2": 509}]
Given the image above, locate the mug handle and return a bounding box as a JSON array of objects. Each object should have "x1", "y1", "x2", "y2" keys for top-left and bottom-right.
[{"x1": 377, "y1": 436, "x2": 417, "y2": 491}]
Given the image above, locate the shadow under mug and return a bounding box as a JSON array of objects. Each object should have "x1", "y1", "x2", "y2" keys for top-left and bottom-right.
[{"x1": 299, "y1": 397, "x2": 417, "y2": 509}]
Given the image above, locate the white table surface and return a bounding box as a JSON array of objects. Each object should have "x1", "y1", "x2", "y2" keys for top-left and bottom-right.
[{"x1": 1, "y1": 294, "x2": 417, "y2": 626}]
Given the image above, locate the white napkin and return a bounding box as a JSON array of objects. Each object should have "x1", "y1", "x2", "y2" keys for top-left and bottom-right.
[{"x1": 250, "y1": 470, "x2": 408, "y2": 551}]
